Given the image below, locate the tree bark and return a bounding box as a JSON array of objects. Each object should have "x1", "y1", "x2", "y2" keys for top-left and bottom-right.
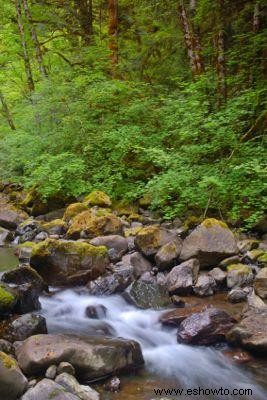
[
  {"x1": 253, "y1": 2, "x2": 260, "y2": 33},
  {"x1": 15, "y1": 0, "x2": 34, "y2": 91},
  {"x1": 215, "y1": 30, "x2": 227, "y2": 105},
  {"x1": 179, "y1": 1, "x2": 204, "y2": 75},
  {"x1": 21, "y1": 0, "x2": 48, "y2": 78},
  {"x1": 74, "y1": 0, "x2": 93, "y2": 44},
  {"x1": 0, "y1": 92, "x2": 16, "y2": 130},
  {"x1": 108, "y1": 0, "x2": 119, "y2": 72}
]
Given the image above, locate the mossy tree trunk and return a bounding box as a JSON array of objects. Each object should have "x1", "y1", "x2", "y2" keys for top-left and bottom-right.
[{"x1": 108, "y1": 0, "x2": 119, "y2": 76}]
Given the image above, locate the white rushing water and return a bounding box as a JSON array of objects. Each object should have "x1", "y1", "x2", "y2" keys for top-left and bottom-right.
[{"x1": 40, "y1": 289, "x2": 267, "y2": 400}]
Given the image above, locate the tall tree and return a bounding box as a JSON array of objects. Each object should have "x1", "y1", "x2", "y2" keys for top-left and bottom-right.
[
  {"x1": 74, "y1": 0, "x2": 93, "y2": 43},
  {"x1": 0, "y1": 91, "x2": 16, "y2": 130},
  {"x1": 179, "y1": 1, "x2": 204, "y2": 75},
  {"x1": 108, "y1": 0, "x2": 119, "y2": 73},
  {"x1": 21, "y1": 0, "x2": 48, "y2": 78},
  {"x1": 14, "y1": 0, "x2": 34, "y2": 92}
]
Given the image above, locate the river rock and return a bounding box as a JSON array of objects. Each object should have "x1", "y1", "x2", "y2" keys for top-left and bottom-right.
[
  {"x1": 0, "y1": 339, "x2": 14, "y2": 355},
  {"x1": 30, "y1": 239, "x2": 109, "y2": 286},
  {"x1": 208, "y1": 267, "x2": 226, "y2": 285},
  {"x1": 66, "y1": 210, "x2": 122, "y2": 239},
  {"x1": 85, "y1": 304, "x2": 107, "y2": 319},
  {"x1": 166, "y1": 259, "x2": 199, "y2": 295},
  {"x1": 254, "y1": 267, "x2": 267, "y2": 299},
  {"x1": 124, "y1": 280, "x2": 171, "y2": 309},
  {"x1": 120, "y1": 252, "x2": 152, "y2": 278},
  {"x1": 21, "y1": 378, "x2": 80, "y2": 400},
  {"x1": 16, "y1": 334, "x2": 144, "y2": 380},
  {"x1": 237, "y1": 239, "x2": 259, "y2": 253},
  {"x1": 177, "y1": 307, "x2": 236, "y2": 345},
  {"x1": 227, "y1": 288, "x2": 249, "y2": 303},
  {"x1": 90, "y1": 235, "x2": 128, "y2": 262},
  {"x1": 134, "y1": 225, "x2": 177, "y2": 259},
  {"x1": 193, "y1": 274, "x2": 216, "y2": 296},
  {"x1": 7, "y1": 313, "x2": 47, "y2": 342},
  {"x1": 87, "y1": 262, "x2": 133, "y2": 295},
  {"x1": 57, "y1": 362, "x2": 76, "y2": 376},
  {"x1": 104, "y1": 376, "x2": 121, "y2": 392},
  {"x1": 226, "y1": 264, "x2": 254, "y2": 288},
  {"x1": 0, "y1": 207, "x2": 27, "y2": 230},
  {"x1": 155, "y1": 239, "x2": 183, "y2": 270},
  {"x1": 1, "y1": 265, "x2": 44, "y2": 290},
  {"x1": 55, "y1": 373, "x2": 100, "y2": 400},
  {"x1": 45, "y1": 364, "x2": 57, "y2": 379},
  {"x1": 226, "y1": 307, "x2": 267, "y2": 355},
  {"x1": 0, "y1": 227, "x2": 12, "y2": 246},
  {"x1": 41, "y1": 219, "x2": 67, "y2": 236},
  {"x1": 160, "y1": 304, "x2": 206, "y2": 327},
  {"x1": 14, "y1": 242, "x2": 35, "y2": 261},
  {"x1": 63, "y1": 203, "x2": 89, "y2": 222},
  {"x1": 180, "y1": 219, "x2": 238, "y2": 268},
  {"x1": 0, "y1": 351, "x2": 28, "y2": 400}
]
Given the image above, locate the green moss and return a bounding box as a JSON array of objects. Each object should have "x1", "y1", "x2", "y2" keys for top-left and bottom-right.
[
  {"x1": 113, "y1": 200, "x2": 138, "y2": 216},
  {"x1": 201, "y1": 218, "x2": 228, "y2": 229},
  {"x1": 84, "y1": 190, "x2": 112, "y2": 207},
  {"x1": 258, "y1": 253, "x2": 267, "y2": 263},
  {"x1": 17, "y1": 241, "x2": 35, "y2": 249},
  {"x1": 124, "y1": 226, "x2": 143, "y2": 238},
  {"x1": 0, "y1": 285, "x2": 17, "y2": 314},
  {"x1": 63, "y1": 202, "x2": 88, "y2": 221},
  {"x1": 41, "y1": 219, "x2": 67, "y2": 231},
  {"x1": 227, "y1": 263, "x2": 251, "y2": 274},
  {"x1": 139, "y1": 194, "x2": 152, "y2": 207},
  {"x1": 0, "y1": 352, "x2": 17, "y2": 369}
]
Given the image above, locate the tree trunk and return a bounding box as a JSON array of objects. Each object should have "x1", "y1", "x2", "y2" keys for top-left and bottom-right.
[
  {"x1": 253, "y1": 2, "x2": 260, "y2": 33},
  {"x1": 0, "y1": 92, "x2": 16, "y2": 130},
  {"x1": 74, "y1": 0, "x2": 93, "y2": 44},
  {"x1": 108, "y1": 0, "x2": 119, "y2": 72},
  {"x1": 15, "y1": 0, "x2": 34, "y2": 91},
  {"x1": 179, "y1": 1, "x2": 204, "y2": 75},
  {"x1": 215, "y1": 30, "x2": 227, "y2": 105},
  {"x1": 21, "y1": 0, "x2": 48, "y2": 78}
]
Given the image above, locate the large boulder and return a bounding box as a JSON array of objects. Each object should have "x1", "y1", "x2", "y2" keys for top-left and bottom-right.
[
  {"x1": 16, "y1": 334, "x2": 144, "y2": 381},
  {"x1": 30, "y1": 239, "x2": 109, "y2": 286},
  {"x1": 155, "y1": 239, "x2": 183, "y2": 270},
  {"x1": 90, "y1": 235, "x2": 128, "y2": 262},
  {"x1": 177, "y1": 307, "x2": 236, "y2": 345},
  {"x1": 226, "y1": 307, "x2": 267, "y2": 355},
  {"x1": 21, "y1": 378, "x2": 80, "y2": 400},
  {"x1": 1, "y1": 265, "x2": 44, "y2": 290},
  {"x1": 0, "y1": 352, "x2": 28, "y2": 400},
  {"x1": 254, "y1": 267, "x2": 267, "y2": 299},
  {"x1": 123, "y1": 280, "x2": 171, "y2": 309},
  {"x1": 66, "y1": 211, "x2": 123, "y2": 240},
  {"x1": 180, "y1": 219, "x2": 238, "y2": 268},
  {"x1": 134, "y1": 225, "x2": 177, "y2": 259},
  {"x1": 84, "y1": 191, "x2": 112, "y2": 208},
  {"x1": 166, "y1": 259, "x2": 199, "y2": 295}
]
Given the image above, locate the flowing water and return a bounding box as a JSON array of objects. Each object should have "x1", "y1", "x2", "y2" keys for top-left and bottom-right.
[{"x1": 40, "y1": 289, "x2": 267, "y2": 400}]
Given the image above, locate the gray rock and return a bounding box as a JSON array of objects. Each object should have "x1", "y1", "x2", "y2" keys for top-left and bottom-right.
[
  {"x1": 7, "y1": 313, "x2": 47, "y2": 342},
  {"x1": 120, "y1": 252, "x2": 152, "y2": 279},
  {"x1": 254, "y1": 267, "x2": 267, "y2": 299},
  {"x1": 193, "y1": 274, "x2": 216, "y2": 297},
  {"x1": 123, "y1": 280, "x2": 172, "y2": 309},
  {"x1": 0, "y1": 227, "x2": 13, "y2": 246},
  {"x1": 226, "y1": 264, "x2": 254, "y2": 289},
  {"x1": 45, "y1": 364, "x2": 57, "y2": 379},
  {"x1": 21, "y1": 378, "x2": 80, "y2": 400},
  {"x1": 16, "y1": 334, "x2": 144, "y2": 381},
  {"x1": 104, "y1": 376, "x2": 121, "y2": 392},
  {"x1": 166, "y1": 259, "x2": 199, "y2": 295},
  {"x1": 0, "y1": 339, "x2": 14, "y2": 354},
  {"x1": 155, "y1": 239, "x2": 183, "y2": 270},
  {"x1": 35, "y1": 231, "x2": 49, "y2": 241},
  {"x1": 0, "y1": 351, "x2": 28, "y2": 400},
  {"x1": 135, "y1": 225, "x2": 177, "y2": 259},
  {"x1": 55, "y1": 373, "x2": 100, "y2": 400},
  {"x1": 227, "y1": 288, "x2": 248, "y2": 303},
  {"x1": 90, "y1": 235, "x2": 128, "y2": 262},
  {"x1": 208, "y1": 267, "x2": 226, "y2": 285},
  {"x1": 57, "y1": 362, "x2": 75, "y2": 376},
  {"x1": 180, "y1": 219, "x2": 238, "y2": 268}
]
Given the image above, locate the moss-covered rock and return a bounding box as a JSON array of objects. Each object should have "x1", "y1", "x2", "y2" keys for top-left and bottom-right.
[
  {"x1": 1, "y1": 266, "x2": 44, "y2": 290},
  {"x1": 226, "y1": 264, "x2": 253, "y2": 288},
  {"x1": 134, "y1": 225, "x2": 177, "y2": 259},
  {"x1": 30, "y1": 239, "x2": 109, "y2": 286},
  {"x1": 180, "y1": 218, "x2": 238, "y2": 268},
  {"x1": 0, "y1": 351, "x2": 28, "y2": 400},
  {"x1": 258, "y1": 253, "x2": 267, "y2": 265},
  {"x1": 66, "y1": 210, "x2": 123, "y2": 239},
  {"x1": 138, "y1": 194, "x2": 152, "y2": 208},
  {"x1": 41, "y1": 219, "x2": 67, "y2": 235},
  {"x1": 63, "y1": 202, "x2": 88, "y2": 222},
  {"x1": 113, "y1": 201, "x2": 138, "y2": 216},
  {"x1": 254, "y1": 267, "x2": 267, "y2": 299},
  {"x1": 0, "y1": 284, "x2": 17, "y2": 316},
  {"x1": 84, "y1": 190, "x2": 112, "y2": 207}
]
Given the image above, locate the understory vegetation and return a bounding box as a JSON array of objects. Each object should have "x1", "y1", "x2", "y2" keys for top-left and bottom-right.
[{"x1": 0, "y1": 1, "x2": 266, "y2": 227}]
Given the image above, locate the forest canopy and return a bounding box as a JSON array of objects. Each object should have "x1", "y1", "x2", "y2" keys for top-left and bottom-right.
[{"x1": 0, "y1": 0, "x2": 266, "y2": 228}]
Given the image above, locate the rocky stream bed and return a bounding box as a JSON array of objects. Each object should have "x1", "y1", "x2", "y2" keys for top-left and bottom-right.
[{"x1": 0, "y1": 186, "x2": 267, "y2": 399}]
